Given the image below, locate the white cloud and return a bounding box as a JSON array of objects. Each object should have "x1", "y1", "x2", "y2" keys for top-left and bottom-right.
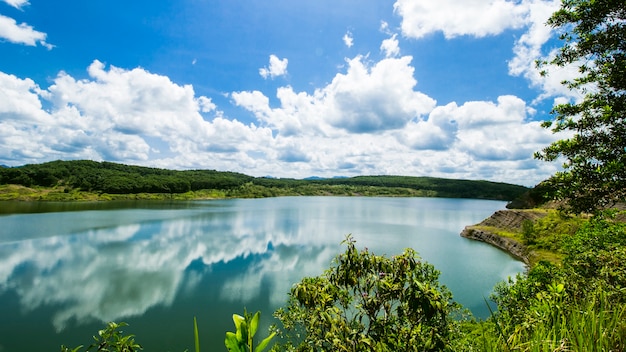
[
  {"x1": 0, "y1": 61, "x2": 274, "y2": 167},
  {"x1": 0, "y1": 52, "x2": 562, "y2": 186},
  {"x1": 0, "y1": 14, "x2": 52, "y2": 49},
  {"x1": 394, "y1": 95, "x2": 560, "y2": 182},
  {"x1": 380, "y1": 34, "x2": 400, "y2": 58},
  {"x1": 380, "y1": 21, "x2": 391, "y2": 33},
  {"x1": 394, "y1": 0, "x2": 530, "y2": 39},
  {"x1": 2, "y1": 0, "x2": 29, "y2": 9},
  {"x1": 447, "y1": 95, "x2": 554, "y2": 161},
  {"x1": 325, "y1": 55, "x2": 435, "y2": 132},
  {"x1": 394, "y1": 0, "x2": 582, "y2": 108},
  {"x1": 343, "y1": 31, "x2": 354, "y2": 48},
  {"x1": 237, "y1": 55, "x2": 436, "y2": 134},
  {"x1": 259, "y1": 54, "x2": 288, "y2": 79},
  {"x1": 507, "y1": 0, "x2": 584, "y2": 102},
  {"x1": 232, "y1": 54, "x2": 559, "y2": 185},
  {"x1": 393, "y1": 0, "x2": 582, "y2": 105}
]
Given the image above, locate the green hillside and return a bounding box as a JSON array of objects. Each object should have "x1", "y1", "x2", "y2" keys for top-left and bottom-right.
[{"x1": 0, "y1": 160, "x2": 528, "y2": 201}]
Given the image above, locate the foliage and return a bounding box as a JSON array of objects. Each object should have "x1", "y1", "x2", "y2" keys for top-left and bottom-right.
[
  {"x1": 60, "y1": 322, "x2": 142, "y2": 352},
  {"x1": 475, "y1": 217, "x2": 626, "y2": 351},
  {"x1": 224, "y1": 310, "x2": 276, "y2": 352},
  {"x1": 536, "y1": 0, "x2": 626, "y2": 213},
  {"x1": 271, "y1": 236, "x2": 457, "y2": 351},
  {"x1": 506, "y1": 181, "x2": 557, "y2": 209},
  {"x1": 560, "y1": 215, "x2": 626, "y2": 302},
  {"x1": 0, "y1": 160, "x2": 528, "y2": 200},
  {"x1": 522, "y1": 210, "x2": 584, "y2": 253}
]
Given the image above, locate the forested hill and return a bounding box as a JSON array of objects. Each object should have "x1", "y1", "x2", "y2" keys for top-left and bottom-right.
[{"x1": 0, "y1": 160, "x2": 528, "y2": 200}]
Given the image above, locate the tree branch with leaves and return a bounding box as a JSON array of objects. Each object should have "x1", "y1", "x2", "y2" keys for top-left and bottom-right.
[{"x1": 536, "y1": 0, "x2": 626, "y2": 213}]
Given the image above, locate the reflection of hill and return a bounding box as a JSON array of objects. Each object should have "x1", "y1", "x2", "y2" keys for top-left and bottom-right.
[{"x1": 0, "y1": 160, "x2": 528, "y2": 200}]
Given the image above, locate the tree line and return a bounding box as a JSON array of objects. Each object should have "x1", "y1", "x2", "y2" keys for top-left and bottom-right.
[{"x1": 0, "y1": 160, "x2": 529, "y2": 201}]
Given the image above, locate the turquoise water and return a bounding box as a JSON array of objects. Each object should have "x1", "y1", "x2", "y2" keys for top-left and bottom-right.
[{"x1": 0, "y1": 197, "x2": 525, "y2": 351}]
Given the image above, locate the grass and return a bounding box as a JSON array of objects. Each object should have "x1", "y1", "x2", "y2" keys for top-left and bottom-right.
[
  {"x1": 470, "y1": 209, "x2": 587, "y2": 265},
  {"x1": 0, "y1": 184, "x2": 232, "y2": 201},
  {"x1": 0, "y1": 183, "x2": 437, "y2": 202}
]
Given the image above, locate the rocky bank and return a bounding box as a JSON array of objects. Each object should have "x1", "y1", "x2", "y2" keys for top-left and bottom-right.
[{"x1": 460, "y1": 209, "x2": 548, "y2": 266}]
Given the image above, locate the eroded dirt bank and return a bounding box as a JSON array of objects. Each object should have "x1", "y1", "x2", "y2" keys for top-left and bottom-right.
[{"x1": 460, "y1": 210, "x2": 548, "y2": 265}]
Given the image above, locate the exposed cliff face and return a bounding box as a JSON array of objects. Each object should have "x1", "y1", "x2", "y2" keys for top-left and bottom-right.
[
  {"x1": 461, "y1": 227, "x2": 529, "y2": 264},
  {"x1": 460, "y1": 210, "x2": 548, "y2": 266}
]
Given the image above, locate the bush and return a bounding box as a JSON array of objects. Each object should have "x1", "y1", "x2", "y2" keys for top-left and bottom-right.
[{"x1": 271, "y1": 236, "x2": 457, "y2": 351}]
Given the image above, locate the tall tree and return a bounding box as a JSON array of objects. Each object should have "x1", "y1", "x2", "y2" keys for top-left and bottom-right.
[{"x1": 536, "y1": 0, "x2": 626, "y2": 213}]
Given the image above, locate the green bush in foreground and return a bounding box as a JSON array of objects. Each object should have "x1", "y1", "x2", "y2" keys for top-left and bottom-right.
[
  {"x1": 61, "y1": 322, "x2": 142, "y2": 352},
  {"x1": 271, "y1": 236, "x2": 457, "y2": 352}
]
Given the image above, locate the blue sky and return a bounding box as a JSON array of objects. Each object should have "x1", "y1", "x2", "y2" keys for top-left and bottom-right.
[{"x1": 0, "y1": 0, "x2": 580, "y2": 186}]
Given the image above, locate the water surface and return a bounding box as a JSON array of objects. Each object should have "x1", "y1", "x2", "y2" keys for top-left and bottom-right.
[{"x1": 0, "y1": 197, "x2": 524, "y2": 351}]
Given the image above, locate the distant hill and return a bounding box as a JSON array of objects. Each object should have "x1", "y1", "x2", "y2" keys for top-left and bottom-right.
[{"x1": 0, "y1": 160, "x2": 528, "y2": 201}]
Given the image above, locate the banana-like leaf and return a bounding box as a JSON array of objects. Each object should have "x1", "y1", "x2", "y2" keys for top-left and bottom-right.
[
  {"x1": 249, "y1": 311, "x2": 260, "y2": 338},
  {"x1": 232, "y1": 314, "x2": 245, "y2": 330},
  {"x1": 225, "y1": 331, "x2": 243, "y2": 352},
  {"x1": 254, "y1": 332, "x2": 276, "y2": 352},
  {"x1": 232, "y1": 314, "x2": 246, "y2": 342}
]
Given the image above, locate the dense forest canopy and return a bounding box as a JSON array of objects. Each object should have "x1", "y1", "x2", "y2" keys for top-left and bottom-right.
[{"x1": 0, "y1": 160, "x2": 528, "y2": 201}]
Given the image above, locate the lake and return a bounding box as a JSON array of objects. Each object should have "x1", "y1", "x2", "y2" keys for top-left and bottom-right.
[{"x1": 0, "y1": 197, "x2": 525, "y2": 351}]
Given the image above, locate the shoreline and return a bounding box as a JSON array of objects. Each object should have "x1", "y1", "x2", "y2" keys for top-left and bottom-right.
[
  {"x1": 461, "y1": 225, "x2": 529, "y2": 265},
  {"x1": 460, "y1": 209, "x2": 552, "y2": 267}
]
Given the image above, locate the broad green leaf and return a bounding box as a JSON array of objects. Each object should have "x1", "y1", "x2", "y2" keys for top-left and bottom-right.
[
  {"x1": 249, "y1": 311, "x2": 260, "y2": 338},
  {"x1": 232, "y1": 314, "x2": 245, "y2": 330},
  {"x1": 232, "y1": 314, "x2": 246, "y2": 342},
  {"x1": 254, "y1": 332, "x2": 276, "y2": 352},
  {"x1": 225, "y1": 332, "x2": 242, "y2": 352}
]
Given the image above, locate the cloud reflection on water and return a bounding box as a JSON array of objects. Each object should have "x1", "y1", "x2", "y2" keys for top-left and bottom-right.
[
  {"x1": 0, "y1": 201, "x2": 344, "y2": 331},
  {"x1": 0, "y1": 197, "x2": 522, "y2": 333}
]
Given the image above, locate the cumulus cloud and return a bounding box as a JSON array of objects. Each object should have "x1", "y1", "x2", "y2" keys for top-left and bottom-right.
[
  {"x1": 393, "y1": 0, "x2": 580, "y2": 105},
  {"x1": 326, "y1": 55, "x2": 435, "y2": 132},
  {"x1": 394, "y1": 95, "x2": 559, "y2": 183},
  {"x1": 0, "y1": 51, "x2": 562, "y2": 186},
  {"x1": 507, "y1": 0, "x2": 584, "y2": 102},
  {"x1": 444, "y1": 95, "x2": 552, "y2": 161},
  {"x1": 380, "y1": 34, "x2": 400, "y2": 58},
  {"x1": 394, "y1": 0, "x2": 530, "y2": 39},
  {"x1": 232, "y1": 54, "x2": 559, "y2": 185},
  {"x1": 236, "y1": 55, "x2": 436, "y2": 134},
  {"x1": 0, "y1": 61, "x2": 274, "y2": 167},
  {"x1": 343, "y1": 31, "x2": 354, "y2": 48},
  {"x1": 0, "y1": 14, "x2": 52, "y2": 49},
  {"x1": 259, "y1": 54, "x2": 288, "y2": 79}
]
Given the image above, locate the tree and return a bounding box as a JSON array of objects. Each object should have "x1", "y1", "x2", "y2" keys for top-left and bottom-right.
[
  {"x1": 536, "y1": 0, "x2": 626, "y2": 213},
  {"x1": 271, "y1": 236, "x2": 456, "y2": 351}
]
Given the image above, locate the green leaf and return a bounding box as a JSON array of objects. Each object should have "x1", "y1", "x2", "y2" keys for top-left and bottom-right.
[
  {"x1": 193, "y1": 316, "x2": 200, "y2": 352},
  {"x1": 225, "y1": 332, "x2": 243, "y2": 352},
  {"x1": 232, "y1": 314, "x2": 246, "y2": 342},
  {"x1": 254, "y1": 332, "x2": 276, "y2": 352},
  {"x1": 249, "y1": 311, "x2": 260, "y2": 339},
  {"x1": 232, "y1": 314, "x2": 245, "y2": 330}
]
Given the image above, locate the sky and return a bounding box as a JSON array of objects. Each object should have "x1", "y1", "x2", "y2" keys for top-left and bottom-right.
[{"x1": 0, "y1": 0, "x2": 581, "y2": 186}]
